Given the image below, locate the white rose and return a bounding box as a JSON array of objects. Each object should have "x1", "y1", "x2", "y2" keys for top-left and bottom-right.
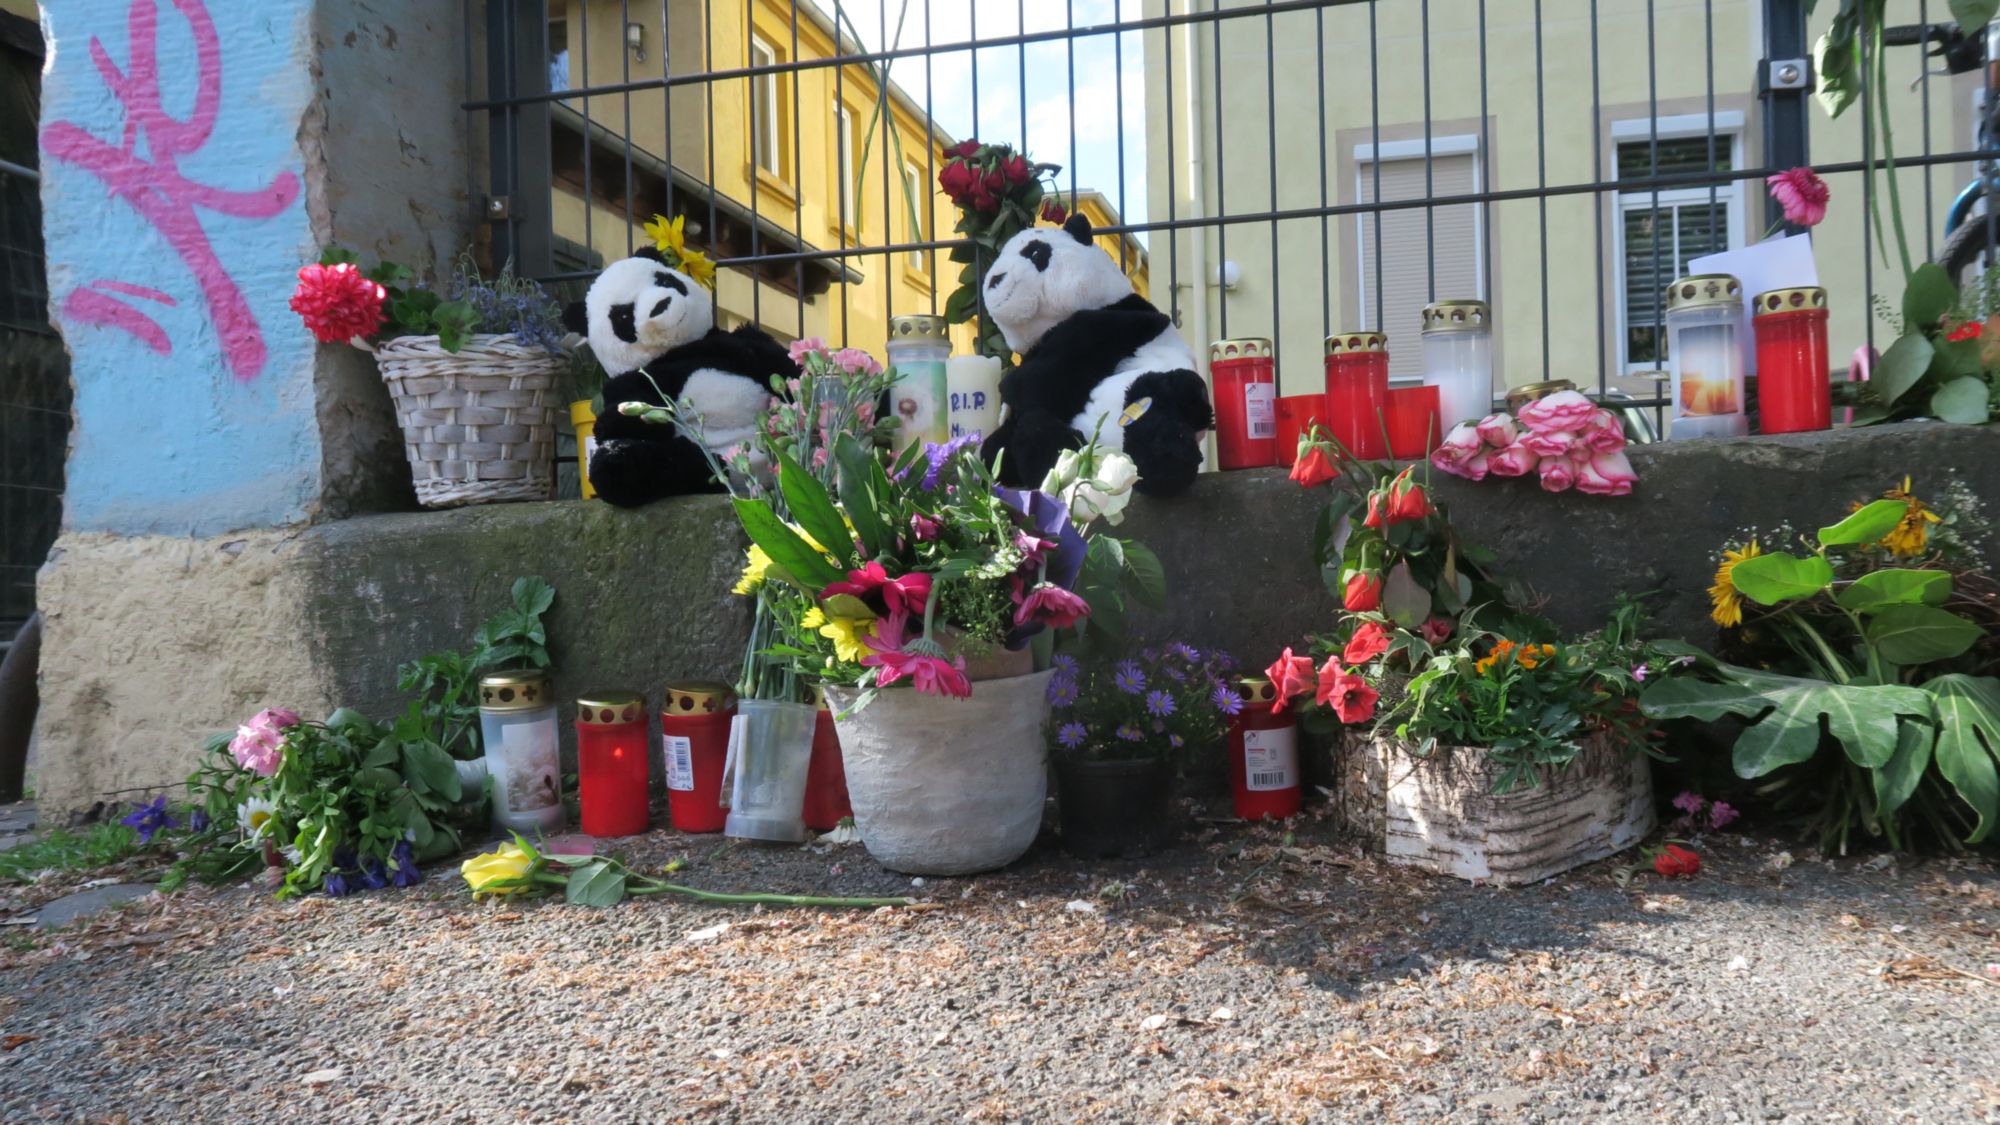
[
  {"x1": 1040, "y1": 448, "x2": 1085, "y2": 496},
  {"x1": 1092, "y1": 452, "x2": 1140, "y2": 497}
]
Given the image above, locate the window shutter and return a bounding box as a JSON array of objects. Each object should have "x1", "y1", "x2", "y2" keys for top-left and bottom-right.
[{"x1": 1358, "y1": 153, "x2": 1479, "y2": 380}]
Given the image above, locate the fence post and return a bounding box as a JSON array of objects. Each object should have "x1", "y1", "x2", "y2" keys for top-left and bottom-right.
[
  {"x1": 486, "y1": 0, "x2": 555, "y2": 278},
  {"x1": 1760, "y1": 0, "x2": 1811, "y2": 228}
]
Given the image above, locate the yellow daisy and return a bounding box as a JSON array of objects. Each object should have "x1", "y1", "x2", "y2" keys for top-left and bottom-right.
[
  {"x1": 1708, "y1": 539, "x2": 1762, "y2": 628},
  {"x1": 643, "y1": 213, "x2": 686, "y2": 256},
  {"x1": 677, "y1": 247, "x2": 718, "y2": 290},
  {"x1": 732, "y1": 544, "x2": 772, "y2": 595},
  {"x1": 802, "y1": 605, "x2": 876, "y2": 664},
  {"x1": 1877, "y1": 476, "x2": 1941, "y2": 559}
]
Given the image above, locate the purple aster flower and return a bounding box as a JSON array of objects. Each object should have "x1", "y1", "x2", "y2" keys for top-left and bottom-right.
[
  {"x1": 1057, "y1": 722, "x2": 1088, "y2": 749},
  {"x1": 1141, "y1": 646, "x2": 1160, "y2": 663},
  {"x1": 1211, "y1": 684, "x2": 1244, "y2": 716},
  {"x1": 1145, "y1": 690, "x2": 1177, "y2": 717},
  {"x1": 1047, "y1": 675, "x2": 1080, "y2": 707},
  {"x1": 1169, "y1": 734, "x2": 1185, "y2": 748},
  {"x1": 1115, "y1": 724, "x2": 1144, "y2": 742},
  {"x1": 1165, "y1": 666, "x2": 1188, "y2": 683},
  {"x1": 1052, "y1": 653, "x2": 1079, "y2": 675},
  {"x1": 1170, "y1": 642, "x2": 1201, "y2": 662},
  {"x1": 1114, "y1": 662, "x2": 1146, "y2": 695},
  {"x1": 118, "y1": 795, "x2": 176, "y2": 845}
]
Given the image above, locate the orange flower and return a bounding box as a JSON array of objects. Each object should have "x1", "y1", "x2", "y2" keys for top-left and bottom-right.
[{"x1": 1290, "y1": 443, "x2": 1338, "y2": 488}]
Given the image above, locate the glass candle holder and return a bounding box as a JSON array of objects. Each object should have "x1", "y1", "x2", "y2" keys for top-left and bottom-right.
[
  {"x1": 660, "y1": 680, "x2": 737, "y2": 833},
  {"x1": 1752, "y1": 286, "x2": 1831, "y2": 434},
  {"x1": 479, "y1": 670, "x2": 565, "y2": 837},
  {"x1": 1322, "y1": 331, "x2": 1390, "y2": 459},
  {"x1": 1274, "y1": 393, "x2": 1326, "y2": 467},
  {"x1": 886, "y1": 314, "x2": 951, "y2": 453},
  {"x1": 1207, "y1": 338, "x2": 1280, "y2": 469},
  {"x1": 1227, "y1": 677, "x2": 1300, "y2": 821},
  {"x1": 1385, "y1": 384, "x2": 1443, "y2": 460},
  {"x1": 575, "y1": 690, "x2": 649, "y2": 838},
  {"x1": 1420, "y1": 300, "x2": 1494, "y2": 428},
  {"x1": 723, "y1": 699, "x2": 818, "y2": 843},
  {"x1": 1664, "y1": 274, "x2": 1749, "y2": 440}
]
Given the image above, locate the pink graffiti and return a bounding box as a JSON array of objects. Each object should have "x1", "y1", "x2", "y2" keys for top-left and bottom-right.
[
  {"x1": 88, "y1": 279, "x2": 178, "y2": 304},
  {"x1": 40, "y1": 0, "x2": 302, "y2": 381}
]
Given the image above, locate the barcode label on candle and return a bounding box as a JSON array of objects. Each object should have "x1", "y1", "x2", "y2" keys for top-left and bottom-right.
[
  {"x1": 1244, "y1": 382, "x2": 1276, "y2": 439},
  {"x1": 664, "y1": 735, "x2": 695, "y2": 791},
  {"x1": 1242, "y1": 727, "x2": 1297, "y2": 791}
]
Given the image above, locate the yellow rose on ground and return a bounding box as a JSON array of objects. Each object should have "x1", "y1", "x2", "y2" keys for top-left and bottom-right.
[{"x1": 461, "y1": 843, "x2": 534, "y2": 898}]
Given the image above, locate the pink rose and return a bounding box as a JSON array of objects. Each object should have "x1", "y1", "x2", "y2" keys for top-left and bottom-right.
[
  {"x1": 228, "y1": 711, "x2": 294, "y2": 777},
  {"x1": 1419, "y1": 616, "x2": 1454, "y2": 645},
  {"x1": 1539, "y1": 455, "x2": 1577, "y2": 493},
  {"x1": 258, "y1": 708, "x2": 301, "y2": 731},
  {"x1": 1577, "y1": 408, "x2": 1628, "y2": 453},
  {"x1": 1574, "y1": 449, "x2": 1637, "y2": 496},
  {"x1": 1486, "y1": 442, "x2": 1540, "y2": 477},
  {"x1": 1516, "y1": 390, "x2": 1597, "y2": 432},
  {"x1": 1519, "y1": 427, "x2": 1574, "y2": 459},
  {"x1": 1430, "y1": 423, "x2": 1491, "y2": 481},
  {"x1": 1474, "y1": 413, "x2": 1518, "y2": 448}
]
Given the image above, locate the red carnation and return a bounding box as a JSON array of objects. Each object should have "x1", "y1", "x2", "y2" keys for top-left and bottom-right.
[
  {"x1": 1947, "y1": 320, "x2": 1984, "y2": 342},
  {"x1": 1652, "y1": 844, "x2": 1701, "y2": 878},
  {"x1": 1041, "y1": 199, "x2": 1068, "y2": 225},
  {"x1": 1343, "y1": 572, "x2": 1382, "y2": 613},
  {"x1": 290, "y1": 262, "x2": 387, "y2": 344}
]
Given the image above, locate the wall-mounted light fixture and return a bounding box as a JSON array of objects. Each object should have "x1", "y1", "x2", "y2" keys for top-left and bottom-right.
[{"x1": 626, "y1": 22, "x2": 646, "y2": 62}]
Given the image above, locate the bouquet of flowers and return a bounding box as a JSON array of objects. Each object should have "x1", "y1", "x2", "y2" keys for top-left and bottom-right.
[
  {"x1": 937, "y1": 139, "x2": 1067, "y2": 363},
  {"x1": 1046, "y1": 644, "x2": 1236, "y2": 764},
  {"x1": 290, "y1": 250, "x2": 565, "y2": 355},
  {"x1": 1429, "y1": 391, "x2": 1639, "y2": 496}
]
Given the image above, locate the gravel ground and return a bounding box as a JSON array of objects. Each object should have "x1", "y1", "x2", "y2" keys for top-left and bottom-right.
[{"x1": 1, "y1": 807, "x2": 1996, "y2": 1124}]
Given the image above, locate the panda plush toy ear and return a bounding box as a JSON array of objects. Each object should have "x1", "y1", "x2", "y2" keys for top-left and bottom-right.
[{"x1": 1063, "y1": 214, "x2": 1094, "y2": 244}]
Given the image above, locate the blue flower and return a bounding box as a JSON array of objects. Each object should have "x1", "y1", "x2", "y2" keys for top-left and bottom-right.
[
  {"x1": 1211, "y1": 684, "x2": 1244, "y2": 716},
  {"x1": 1052, "y1": 654, "x2": 1079, "y2": 675},
  {"x1": 390, "y1": 840, "x2": 424, "y2": 888},
  {"x1": 1057, "y1": 722, "x2": 1088, "y2": 749},
  {"x1": 359, "y1": 857, "x2": 390, "y2": 891},
  {"x1": 1114, "y1": 662, "x2": 1147, "y2": 695},
  {"x1": 1047, "y1": 675, "x2": 1080, "y2": 707},
  {"x1": 1170, "y1": 642, "x2": 1201, "y2": 663},
  {"x1": 324, "y1": 869, "x2": 354, "y2": 898},
  {"x1": 1145, "y1": 690, "x2": 1177, "y2": 718},
  {"x1": 1170, "y1": 734, "x2": 1185, "y2": 748},
  {"x1": 188, "y1": 810, "x2": 210, "y2": 834},
  {"x1": 118, "y1": 795, "x2": 176, "y2": 845},
  {"x1": 909, "y1": 433, "x2": 980, "y2": 489},
  {"x1": 1115, "y1": 724, "x2": 1144, "y2": 742}
]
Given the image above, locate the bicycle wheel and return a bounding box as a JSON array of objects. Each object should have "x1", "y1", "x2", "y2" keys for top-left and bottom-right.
[{"x1": 1937, "y1": 211, "x2": 2000, "y2": 286}]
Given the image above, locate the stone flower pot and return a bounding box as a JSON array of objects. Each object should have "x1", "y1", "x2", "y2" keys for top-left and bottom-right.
[
  {"x1": 1336, "y1": 732, "x2": 1655, "y2": 885},
  {"x1": 823, "y1": 669, "x2": 1053, "y2": 876}
]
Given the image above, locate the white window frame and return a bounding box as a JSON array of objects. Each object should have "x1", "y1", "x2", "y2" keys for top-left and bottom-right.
[
  {"x1": 1351, "y1": 135, "x2": 1486, "y2": 332},
  {"x1": 1610, "y1": 113, "x2": 1747, "y2": 374},
  {"x1": 750, "y1": 36, "x2": 782, "y2": 176},
  {"x1": 904, "y1": 161, "x2": 928, "y2": 274}
]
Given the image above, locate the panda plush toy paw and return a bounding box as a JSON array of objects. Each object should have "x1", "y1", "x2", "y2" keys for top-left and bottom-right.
[
  {"x1": 564, "y1": 248, "x2": 792, "y2": 507},
  {"x1": 980, "y1": 215, "x2": 1214, "y2": 497}
]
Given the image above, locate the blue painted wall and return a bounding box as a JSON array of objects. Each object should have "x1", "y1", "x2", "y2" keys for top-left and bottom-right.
[{"x1": 41, "y1": 0, "x2": 322, "y2": 535}]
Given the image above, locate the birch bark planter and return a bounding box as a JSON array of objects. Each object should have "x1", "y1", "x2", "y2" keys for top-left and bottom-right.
[
  {"x1": 824, "y1": 669, "x2": 1053, "y2": 876},
  {"x1": 1337, "y1": 733, "x2": 1655, "y2": 885}
]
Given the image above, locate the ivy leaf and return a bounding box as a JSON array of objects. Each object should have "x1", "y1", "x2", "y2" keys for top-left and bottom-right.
[
  {"x1": 1870, "y1": 333, "x2": 1934, "y2": 407},
  {"x1": 1726, "y1": 551, "x2": 1834, "y2": 605},
  {"x1": 1864, "y1": 604, "x2": 1984, "y2": 665},
  {"x1": 1817, "y1": 498, "x2": 1906, "y2": 547},
  {"x1": 565, "y1": 860, "x2": 628, "y2": 907},
  {"x1": 1930, "y1": 376, "x2": 1991, "y2": 424},
  {"x1": 1901, "y1": 262, "x2": 1959, "y2": 331},
  {"x1": 1836, "y1": 568, "x2": 1951, "y2": 612},
  {"x1": 1924, "y1": 674, "x2": 2000, "y2": 842}
]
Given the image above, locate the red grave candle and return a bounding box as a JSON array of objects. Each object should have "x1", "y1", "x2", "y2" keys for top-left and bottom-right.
[
  {"x1": 1322, "y1": 331, "x2": 1391, "y2": 459},
  {"x1": 659, "y1": 680, "x2": 737, "y2": 833},
  {"x1": 1207, "y1": 338, "x2": 1280, "y2": 469},
  {"x1": 1752, "y1": 286, "x2": 1831, "y2": 435},
  {"x1": 575, "y1": 690, "x2": 650, "y2": 837},
  {"x1": 1227, "y1": 677, "x2": 1301, "y2": 821},
  {"x1": 801, "y1": 696, "x2": 854, "y2": 832},
  {"x1": 1385, "y1": 384, "x2": 1443, "y2": 460},
  {"x1": 1274, "y1": 393, "x2": 1326, "y2": 468}
]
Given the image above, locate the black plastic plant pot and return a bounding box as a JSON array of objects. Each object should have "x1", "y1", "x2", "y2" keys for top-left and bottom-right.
[{"x1": 1055, "y1": 756, "x2": 1175, "y2": 858}]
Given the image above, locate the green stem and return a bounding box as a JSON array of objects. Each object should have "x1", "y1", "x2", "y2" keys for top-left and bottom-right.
[
  {"x1": 627, "y1": 879, "x2": 914, "y2": 909},
  {"x1": 1874, "y1": 21, "x2": 1915, "y2": 280}
]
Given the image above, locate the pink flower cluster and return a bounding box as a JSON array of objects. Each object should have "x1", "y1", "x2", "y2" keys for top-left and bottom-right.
[
  {"x1": 229, "y1": 707, "x2": 300, "y2": 777},
  {"x1": 289, "y1": 263, "x2": 386, "y2": 344},
  {"x1": 1431, "y1": 391, "x2": 1637, "y2": 496},
  {"x1": 787, "y1": 336, "x2": 883, "y2": 377}
]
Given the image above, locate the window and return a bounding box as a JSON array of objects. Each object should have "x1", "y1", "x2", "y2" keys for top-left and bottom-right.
[
  {"x1": 548, "y1": 15, "x2": 570, "y2": 91},
  {"x1": 1355, "y1": 137, "x2": 1483, "y2": 381},
  {"x1": 905, "y1": 161, "x2": 928, "y2": 273},
  {"x1": 749, "y1": 36, "x2": 782, "y2": 176},
  {"x1": 1612, "y1": 118, "x2": 1745, "y2": 370},
  {"x1": 835, "y1": 105, "x2": 859, "y2": 233}
]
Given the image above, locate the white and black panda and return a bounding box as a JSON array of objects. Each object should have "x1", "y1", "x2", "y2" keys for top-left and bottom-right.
[
  {"x1": 562, "y1": 247, "x2": 791, "y2": 507},
  {"x1": 980, "y1": 215, "x2": 1214, "y2": 497}
]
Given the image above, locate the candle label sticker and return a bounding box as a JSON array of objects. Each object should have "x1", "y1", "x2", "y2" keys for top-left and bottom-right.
[
  {"x1": 1242, "y1": 727, "x2": 1297, "y2": 791},
  {"x1": 890, "y1": 360, "x2": 949, "y2": 450},
  {"x1": 1677, "y1": 323, "x2": 1741, "y2": 416},
  {"x1": 948, "y1": 388, "x2": 992, "y2": 439},
  {"x1": 664, "y1": 734, "x2": 695, "y2": 791},
  {"x1": 495, "y1": 721, "x2": 560, "y2": 814},
  {"x1": 1244, "y1": 382, "x2": 1276, "y2": 438}
]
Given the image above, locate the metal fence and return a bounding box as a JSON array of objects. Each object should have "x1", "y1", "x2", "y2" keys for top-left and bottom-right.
[{"x1": 469, "y1": 0, "x2": 1995, "y2": 430}]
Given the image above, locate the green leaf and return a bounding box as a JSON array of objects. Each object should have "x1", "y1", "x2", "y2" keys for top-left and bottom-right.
[
  {"x1": 1930, "y1": 376, "x2": 1991, "y2": 424},
  {"x1": 777, "y1": 453, "x2": 857, "y2": 569},
  {"x1": 1817, "y1": 498, "x2": 1906, "y2": 547},
  {"x1": 1864, "y1": 604, "x2": 1984, "y2": 666},
  {"x1": 1874, "y1": 719, "x2": 1935, "y2": 820},
  {"x1": 353, "y1": 766, "x2": 405, "y2": 792},
  {"x1": 834, "y1": 434, "x2": 888, "y2": 558},
  {"x1": 400, "y1": 740, "x2": 463, "y2": 802},
  {"x1": 1871, "y1": 333, "x2": 1934, "y2": 407},
  {"x1": 324, "y1": 708, "x2": 375, "y2": 737},
  {"x1": 1726, "y1": 551, "x2": 1835, "y2": 605},
  {"x1": 1902, "y1": 262, "x2": 1959, "y2": 331},
  {"x1": 1120, "y1": 540, "x2": 1168, "y2": 609},
  {"x1": 1381, "y1": 561, "x2": 1431, "y2": 629},
  {"x1": 943, "y1": 284, "x2": 979, "y2": 323},
  {"x1": 1951, "y1": 0, "x2": 2000, "y2": 36},
  {"x1": 733, "y1": 499, "x2": 845, "y2": 591},
  {"x1": 1645, "y1": 667, "x2": 1931, "y2": 775},
  {"x1": 511, "y1": 576, "x2": 555, "y2": 617},
  {"x1": 320, "y1": 246, "x2": 359, "y2": 267},
  {"x1": 564, "y1": 860, "x2": 629, "y2": 907},
  {"x1": 1934, "y1": 337, "x2": 1986, "y2": 379},
  {"x1": 1924, "y1": 674, "x2": 2000, "y2": 842},
  {"x1": 1836, "y1": 568, "x2": 1952, "y2": 612}
]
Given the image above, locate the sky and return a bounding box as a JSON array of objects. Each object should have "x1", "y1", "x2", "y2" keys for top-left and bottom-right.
[{"x1": 805, "y1": 0, "x2": 1151, "y2": 233}]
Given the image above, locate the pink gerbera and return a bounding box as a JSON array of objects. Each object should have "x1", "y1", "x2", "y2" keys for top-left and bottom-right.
[
  {"x1": 289, "y1": 263, "x2": 386, "y2": 343},
  {"x1": 860, "y1": 629, "x2": 971, "y2": 699},
  {"x1": 1766, "y1": 167, "x2": 1829, "y2": 228},
  {"x1": 1014, "y1": 583, "x2": 1090, "y2": 629}
]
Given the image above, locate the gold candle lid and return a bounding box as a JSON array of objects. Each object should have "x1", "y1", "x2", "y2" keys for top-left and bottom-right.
[
  {"x1": 1750, "y1": 287, "x2": 1828, "y2": 316},
  {"x1": 662, "y1": 680, "x2": 737, "y2": 715},
  {"x1": 1503, "y1": 379, "x2": 1577, "y2": 412},
  {"x1": 1325, "y1": 331, "x2": 1389, "y2": 357},
  {"x1": 1420, "y1": 300, "x2": 1491, "y2": 335},
  {"x1": 479, "y1": 670, "x2": 552, "y2": 712},
  {"x1": 1664, "y1": 274, "x2": 1743, "y2": 313},
  {"x1": 576, "y1": 690, "x2": 645, "y2": 726},
  {"x1": 1209, "y1": 337, "x2": 1274, "y2": 362},
  {"x1": 887, "y1": 314, "x2": 948, "y2": 340},
  {"x1": 1235, "y1": 676, "x2": 1279, "y2": 706}
]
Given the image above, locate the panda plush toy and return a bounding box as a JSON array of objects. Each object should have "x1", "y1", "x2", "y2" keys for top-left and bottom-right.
[
  {"x1": 563, "y1": 247, "x2": 792, "y2": 507},
  {"x1": 980, "y1": 215, "x2": 1214, "y2": 497}
]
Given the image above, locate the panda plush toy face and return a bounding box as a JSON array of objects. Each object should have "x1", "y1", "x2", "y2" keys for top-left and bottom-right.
[
  {"x1": 979, "y1": 216, "x2": 1214, "y2": 497},
  {"x1": 569, "y1": 248, "x2": 715, "y2": 375}
]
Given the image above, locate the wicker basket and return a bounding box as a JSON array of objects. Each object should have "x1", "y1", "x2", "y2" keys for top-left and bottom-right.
[{"x1": 375, "y1": 333, "x2": 562, "y2": 509}]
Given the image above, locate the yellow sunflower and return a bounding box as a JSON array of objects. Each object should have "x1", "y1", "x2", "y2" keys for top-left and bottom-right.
[
  {"x1": 732, "y1": 544, "x2": 772, "y2": 595},
  {"x1": 802, "y1": 605, "x2": 877, "y2": 664},
  {"x1": 677, "y1": 247, "x2": 718, "y2": 290},
  {"x1": 643, "y1": 213, "x2": 686, "y2": 256},
  {"x1": 1877, "y1": 476, "x2": 1941, "y2": 559},
  {"x1": 1708, "y1": 539, "x2": 1762, "y2": 628}
]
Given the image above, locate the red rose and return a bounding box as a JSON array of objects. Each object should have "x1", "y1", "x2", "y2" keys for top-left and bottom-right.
[
  {"x1": 984, "y1": 168, "x2": 1008, "y2": 194},
  {"x1": 1342, "y1": 621, "x2": 1391, "y2": 666},
  {"x1": 1387, "y1": 468, "x2": 1433, "y2": 522},
  {"x1": 967, "y1": 184, "x2": 998, "y2": 214},
  {"x1": 1362, "y1": 489, "x2": 1389, "y2": 529},
  {"x1": 1652, "y1": 844, "x2": 1701, "y2": 878},
  {"x1": 1041, "y1": 199, "x2": 1068, "y2": 225},
  {"x1": 1003, "y1": 154, "x2": 1031, "y2": 187},
  {"x1": 1264, "y1": 647, "x2": 1316, "y2": 712},
  {"x1": 1290, "y1": 444, "x2": 1338, "y2": 488},
  {"x1": 1947, "y1": 320, "x2": 1984, "y2": 342},
  {"x1": 1419, "y1": 616, "x2": 1454, "y2": 645},
  {"x1": 949, "y1": 139, "x2": 981, "y2": 159},
  {"x1": 1343, "y1": 572, "x2": 1382, "y2": 613},
  {"x1": 939, "y1": 161, "x2": 975, "y2": 198}
]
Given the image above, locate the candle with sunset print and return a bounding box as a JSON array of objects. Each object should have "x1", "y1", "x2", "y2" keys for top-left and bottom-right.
[{"x1": 1664, "y1": 274, "x2": 1749, "y2": 441}]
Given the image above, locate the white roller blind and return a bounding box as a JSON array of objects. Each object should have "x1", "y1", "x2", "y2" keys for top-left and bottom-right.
[{"x1": 1357, "y1": 153, "x2": 1480, "y2": 380}]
